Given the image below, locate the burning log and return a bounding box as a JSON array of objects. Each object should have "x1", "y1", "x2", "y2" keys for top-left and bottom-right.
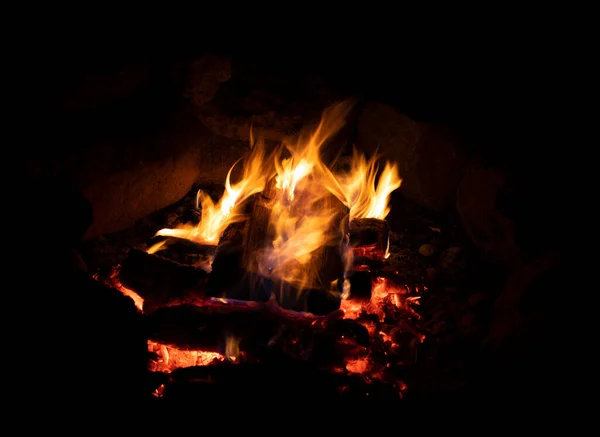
[
  {"x1": 205, "y1": 220, "x2": 249, "y2": 297},
  {"x1": 159, "y1": 360, "x2": 401, "y2": 402},
  {"x1": 216, "y1": 271, "x2": 340, "y2": 314},
  {"x1": 349, "y1": 218, "x2": 390, "y2": 262},
  {"x1": 244, "y1": 177, "x2": 348, "y2": 288},
  {"x1": 147, "y1": 301, "x2": 369, "y2": 364},
  {"x1": 242, "y1": 177, "x2": 276, "y2": 275},
  {"x1": 148, "y1": 237, "x2": 216, "y2": 267},
  {"x1": 119, "y1": 248, "x2": 209, "y2": 303}
]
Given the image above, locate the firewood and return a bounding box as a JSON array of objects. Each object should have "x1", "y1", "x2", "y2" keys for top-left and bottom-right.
[
  {"x1": 243, "y1": 176, "x2": 349, "y2": 291},
  {"x1": 148, "y1": 237, "x2": 217, "y2": 267},
  {"x1": 119, "y1": 249, "x2": 209, "y2": 301},
  {"x1": 205, "y1": 220, "x2": 249, "y2": 297},
  {"x1": 221, "y1": 270, "x2": 341, "y2": 315},
  {"x1": 160, "y1": 360, "x2": 401, "y2": 402},
  {"x1": 349, "y1": 218, "x2": 390, "y2": 262},
  {"x1": 146, "y1": 301, "x2": 369, "y2": 363},
  {"x1": 243, "y1": 177, "x2": 276, "y2": 274}
]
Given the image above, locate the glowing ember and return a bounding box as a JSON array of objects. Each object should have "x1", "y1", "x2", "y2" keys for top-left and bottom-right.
[
  {"x1": 97, "y1": 268, "x2": 144, "y2": 312},
  {"x1": 148, "y1": 341, "x2": 224, "y2": 373}
]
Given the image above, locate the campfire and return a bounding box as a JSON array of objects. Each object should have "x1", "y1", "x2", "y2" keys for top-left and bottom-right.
[{"x1": 95, "y1": 101, "x2": 426, "y2": 400}]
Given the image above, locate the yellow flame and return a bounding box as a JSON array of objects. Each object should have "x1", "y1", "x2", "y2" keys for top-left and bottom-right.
[
  {"x1": 225, "y1": 334, "x2": 240, "y2": 362},
  {"x1": 258, "y1": 102, "x2": 352, "y2": 292},
  {"x1": 155, "y1": 140, "x2": 272, "y2": 244},
  {"x1": 150, "y1": 101, "x2": 402, "y2": 304},
  {"x1": 335, "y1": 148, "x2": 402, "y2": 221},
  {"x1": 147, "y1": 240, "x2": 168, "y2": 254}
]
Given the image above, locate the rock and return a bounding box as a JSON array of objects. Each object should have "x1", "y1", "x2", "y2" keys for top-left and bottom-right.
[
  {"x1": 467, "y1": 292, "x2": 488, "y2": 308},
  {"x1": 431, "y1": 321, "x2": 449, "y2": 336},
  {"x1": 28, "y1": 102, "x2": 251, "y2": 240},
  {"x1": 58, "y1": 62, "x2": 152, "y2": 111},
  {"x1": 489, "y1": 249, "x2": 563, "y2": 346},
  {"x1": 440, "y1": 246, "x2": 467, "y2": 281},
  {"x1": 425, "y1": 267, "x2": 439, "y2": 283},
  {"x1": 456, "y1": 158, "x2": 521, "y2": 269},
  {"x1": 185, "y1": 54, "x2": 232, "y2": 108},
  {"x1": 418, "y1": 244, "x2": 437, "y2": 257},
  {"x1": 190, "y1": 64, "x2": 344, "y2": 145},
  {"x1": 197, "y1": 103, "x2": 298, "y2": 142},
  {"x1": 67, "y1": 248, "x2": 88, "y2": 272},
  {"x1": 459, "y1": 312, "x2": 476, "y2": 331},
  {"x1": 357, "y1": 102, "x2": 467, "y2": 211}
]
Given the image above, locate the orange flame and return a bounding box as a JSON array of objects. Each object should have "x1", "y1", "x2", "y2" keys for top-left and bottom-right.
[
  {"x1": 153, "y1": 140, "x2": 272, "y2": 246},
  {"x1": 147, "y1": 101, "x2": 402, "y2": 303},
  {"x1": 335, "y1": 148, "x2": 402, "y2": 221},
  {"x1": 257, "y1": 102, "x2": 352, "y2": 293}
]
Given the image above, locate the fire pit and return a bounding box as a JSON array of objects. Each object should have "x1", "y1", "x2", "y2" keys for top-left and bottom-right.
[{"x1": 90, "y1": 101, "x2": 425, "y2": 401}]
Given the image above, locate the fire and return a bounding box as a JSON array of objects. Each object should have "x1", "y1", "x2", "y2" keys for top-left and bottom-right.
[
  {"x1": 98, "y1": 268, "x2": 144, "y2": 312},
  {"x1": 153, "y1": 140, "x2": 272, "y2": 246},
  {"x1": 149, "y1": 341, "x2": 224, "y2": 373},
  {"x1": 335, "y1": 148, "x2": 402, "y2": 221},
  {"x1": 100, "y1": 100, "x2": 412, "y2": 381},
  {"x1": 253, "y1": 103, "x2": 349, "y2": 295},
  {"x1": 148, "y1": 102, "x2": 402, "y2": 254},
  {"x1": 340, "y1": 276, "x2": 410, "y2": 322}
]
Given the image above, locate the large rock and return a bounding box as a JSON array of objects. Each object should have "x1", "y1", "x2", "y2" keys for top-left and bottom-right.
[
  {"x1": 456, "y1": 158, "x2": 522, "y2": 269},
  {"x1": 24, "y1": 102, "x2": 251, "y2": 240},
  {"x1": 356, "y1": 102, "x2": 467, "y2": 212},
  {"x1": 191, "y1": 64, "x2": 340, "y2": 143},
  {"x1": 58, "y1": 62, "x2": 152, "y2": 111},
  {"x1": 185, "y1": 54, "x2": 232, "y2": 108}
]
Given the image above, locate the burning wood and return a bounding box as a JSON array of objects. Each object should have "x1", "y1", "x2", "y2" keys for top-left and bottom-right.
[
  {"x1": 146, "y1": 301, "x2": 369, "y2": 366},
  {"x1": 119, "y1": 248, "x2": 209, "y2": 312},
  {"x1": 146, "y1": 237, "x2": 216, "y2": 268},
  {"x1": 93, "y1": 101, "x2": 425, "y2": 397},
  {"x1": 205, "y1": 220, "x2": 248, "y2": 297},
  {"x1": 349, "y1": 218, "x2": 391, "y2": 263},
  {"x1": 161, "y1": 361, "x2": 403, "y2": 402}
]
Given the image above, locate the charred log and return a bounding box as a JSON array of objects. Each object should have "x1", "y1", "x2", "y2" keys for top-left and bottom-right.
[
  {"x1": 159, "y1": 360, "x2": 401, "y2": 403},
  {"x1": 243, "y1": 179, "x2": 348, "y2": 290},
  {"x1": 349, "y1": 218, "x2": 390, "y2": 262},
  {"x1": 147, "y1": 302, "x2": 369, "y2": 364},
  {"x1": 243, "y1": 178, "x2": 276, "y2": 274},
  {"x1": 224, "y1": 271, "x2": 341, "y2": 315},
  {"x1": 119, "y1": 248, "x2": 209, "y2": 301},
  {"x1": 148, "y1": 237, "x2": 216, "y2": 267},
  {"x1": 205, "y1": 220, "x2": 249, "y2": 297}
]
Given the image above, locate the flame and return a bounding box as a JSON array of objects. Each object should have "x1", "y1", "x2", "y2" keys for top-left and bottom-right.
[
  {"x1": 335, "y1": 148, "x2": 402, "y2": 221},
  {"x1": 257, "y1": 102, "x2": 352, "y2": 294},
  {"x1": 225, "y1": 334, "x2": 240, "y2": 362},
  {"x1": 155, "y1": 140, "x2": 272, "y2": 244}
]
